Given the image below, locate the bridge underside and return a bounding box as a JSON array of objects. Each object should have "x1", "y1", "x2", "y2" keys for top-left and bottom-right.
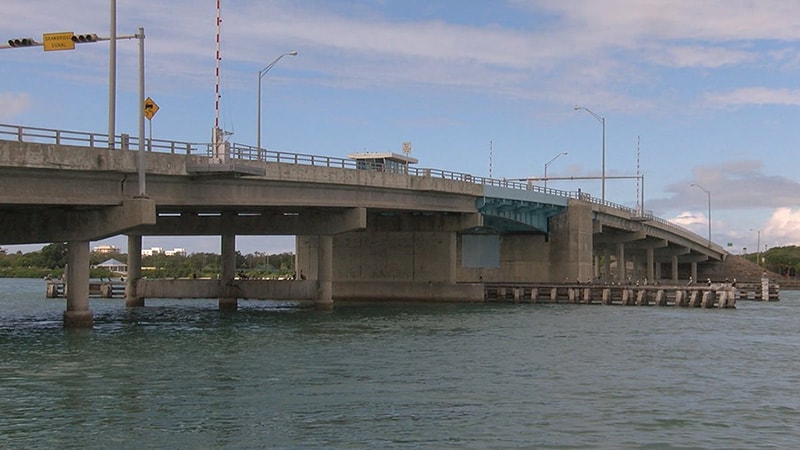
[{"x1": 477, "y1": 197, "x2": 565, "y2": 234}]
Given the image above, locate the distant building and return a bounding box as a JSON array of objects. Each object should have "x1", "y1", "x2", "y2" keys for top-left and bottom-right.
[
  {"x1": 92, "y1": 245, "x2": 120, "y2": 254},
  {"x1": 348, "y1": 152, "x2": 418, "y2": 174},
  {"x1": 142, "y1": 247, "x2": 186, "y2": 257},
  {"x1": 93, "y1": 258, "x2": 127, "y2": 274},
  {"x1": 165, "y1": 248, "x2": 187, "y2": 256},
  {"x1": 141, "y1": 247, "x2": 164, "y2": 256}
]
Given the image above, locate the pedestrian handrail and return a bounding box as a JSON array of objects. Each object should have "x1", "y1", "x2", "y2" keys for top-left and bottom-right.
[{"x1": 0, "y1": 122, "x2": 718, "y2": 252}]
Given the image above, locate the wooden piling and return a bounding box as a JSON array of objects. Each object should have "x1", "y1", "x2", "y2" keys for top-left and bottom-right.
[{"x1": 483, "y1": 283, "x2": 736, "y2": 309}]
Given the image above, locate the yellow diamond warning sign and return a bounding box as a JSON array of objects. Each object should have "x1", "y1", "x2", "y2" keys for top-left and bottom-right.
[{"x1": 143, "y1": 97, "x2": 159, "y2": 120}]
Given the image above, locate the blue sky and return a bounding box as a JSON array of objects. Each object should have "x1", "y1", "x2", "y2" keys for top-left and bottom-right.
[{"x1": 2, "y1": 0, "x2": 800, "y2": 255}]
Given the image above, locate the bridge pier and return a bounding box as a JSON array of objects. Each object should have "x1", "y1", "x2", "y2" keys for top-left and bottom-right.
[
  {"x1": 125, "y1": 234, "x2": 144, "y2": 307},
  {"x1": 316, "y1": 235, "x2": 334, "y2": 310},
  {"x1": 616, "y1": 242, "x2": 626, "y2": 283},
  {"x1": 63, "y1": 240, "x2": 93, "y2": 328},
  {"x1": 646, "y1": 248, "x2": 655, "y2": 282},
  {"x1": 219, "y1": 227, "x2": 238, "y2": 312},
  {"x1": 671, "y1": 254, "x2": 679, "y2": 283}
]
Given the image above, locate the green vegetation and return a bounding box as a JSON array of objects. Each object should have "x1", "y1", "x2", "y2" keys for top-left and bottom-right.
[
  {"x1": 742, "y1": 245, "x2": 800, "y2": 277},
  {"x1": 0, "y1": 244, "x2": 296, "y2": 279}
]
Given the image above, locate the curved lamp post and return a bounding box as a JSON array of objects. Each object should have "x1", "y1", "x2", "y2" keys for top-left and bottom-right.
[
  {"x1": 574, "y1": 105, "x2": 605, "y2": 203},
  {"x1": 544, "y1": 151, "x2": 567, "y2": 189},
  {"x1": 690, "y1": 183, "x2": 711, "y2": 247},
  {"x1": 257, "y1": 50, "x2": 298, "y2": 150}
]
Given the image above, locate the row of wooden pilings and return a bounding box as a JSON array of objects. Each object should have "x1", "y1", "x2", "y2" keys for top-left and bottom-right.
[{"x1": 485, "y1": 284, "x2": 737, "y2": 308}]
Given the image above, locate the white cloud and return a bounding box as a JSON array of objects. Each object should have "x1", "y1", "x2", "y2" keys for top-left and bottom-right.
[
  {"x1": 646, "y1": 45, "x2": 755, "y2": 68},
  {"x1": 0, "y1": 93, "x2": 30, "y2": 120},
  {"x1": 705, "y1": 87, "x2": 800, "y2": 107},
  {"x1": 763, "y1": 208, "x2": 800, "y2": 246},
  {"x1": 670, "y1": 211, "x2": 706, "y2": 227},
  {"x1": 523, "y1": 0, "x2": 800, "y2": 42}
]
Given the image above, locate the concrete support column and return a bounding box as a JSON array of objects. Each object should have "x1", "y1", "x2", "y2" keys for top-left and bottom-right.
[
  {"x1": 603, "y1": 248, "x2": 610, "y2": 281},
  {"x1": 691, "y1": 262, "x2": 698, "y2": 283},
  {"x1": 671, "y1": 254, "x2": 679, "y2": 283},
  {"x1": 447, "y1": 232, "x2": 457, "y2": 284},
  {"x1": 594, "y1": 253, "x2": 600, "y2": 280},
  {"x1": 616, "y1": 242, "x2": 626, "y2": 283},
  {"x1": 316, "y1": 235, "x2": 333, "y2": 310},
  {"x1": 631, "y1": 255, "x2": 640, "y2": 281},
  {"x1": 646, "y1": 248, "x2": 655, "y2": 283},
  {"x1": 219, "y1": 230, "x2": 238, "y2": 312},
  {"x1": 64, "y1": 240, "x2": 93, "y2": 328},
  {"x1": 125, "y1": 234, "x2": 144, "y2": 307}
]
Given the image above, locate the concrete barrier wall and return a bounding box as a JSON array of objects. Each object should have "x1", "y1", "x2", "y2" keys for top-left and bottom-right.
[
  {"x1": 456, "y1": 234, "x2": 552, "y2": 283},
  {"x1": 138, "y1": 279, "x2": 317, "y2": 300},
  {"x1": 299, "y1": 230, "x2": 456, "y2": 283},
  {"x1": 333, "y1": 281, "x2": 484, "y2": 302}
]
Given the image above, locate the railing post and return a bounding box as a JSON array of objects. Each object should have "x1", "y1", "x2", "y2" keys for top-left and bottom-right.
[{"x1": 16, "y1": 127, "x2": 23, "y2": 142}]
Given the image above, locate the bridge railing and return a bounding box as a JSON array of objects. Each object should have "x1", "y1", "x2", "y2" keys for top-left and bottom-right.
[
  {"x1": 0, "y1": 123, "x2": 204, "y2": 155},
  {"x1": 0, "y1": 122, "x2": 719, "y2": 252}
]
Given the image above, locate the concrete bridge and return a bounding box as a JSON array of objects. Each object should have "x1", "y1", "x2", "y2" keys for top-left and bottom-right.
[{"x1": 0, "y1": 123, "x2": 726, "y2": 326}]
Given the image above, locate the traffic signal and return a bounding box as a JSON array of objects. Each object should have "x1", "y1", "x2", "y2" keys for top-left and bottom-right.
[
  {"x1": 7, "y1": 37, "x2": 35, "y2": 47},
  {"x1": 71, "y1": 34, "x2": 98, "y2": 43}
]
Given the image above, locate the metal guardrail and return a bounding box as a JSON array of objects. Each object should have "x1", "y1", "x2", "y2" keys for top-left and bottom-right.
[{"x1": 0, "y1": 123, "x2": 720, "y2": 253}]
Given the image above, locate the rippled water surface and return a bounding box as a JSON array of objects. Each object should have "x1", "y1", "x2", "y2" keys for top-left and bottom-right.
[{"x1": 2, "y1": 278, "x2": 800, "y2": 449}]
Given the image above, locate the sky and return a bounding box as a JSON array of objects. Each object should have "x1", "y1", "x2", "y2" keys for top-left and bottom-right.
[{"x1": 2, "y1": 0, "x2": 800, "y2": 256}]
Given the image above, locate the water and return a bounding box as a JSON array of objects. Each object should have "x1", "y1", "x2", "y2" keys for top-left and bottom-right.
[{"x1": 1, "y1": 278, "x2": 799, "y2": 449}]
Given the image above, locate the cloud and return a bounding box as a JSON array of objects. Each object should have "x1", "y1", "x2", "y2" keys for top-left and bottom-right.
[
  {"x1": 0, "y1": 93, "x2": 30, "y2": 120},
  {"x1": 646, "y1": 45, "x2": 755, "y2": 68},
  {"x1": 704, "y1": 87, "x2": 800, "y2": 107},
  {"x1": 521, "y1": 0, "x2": 800, "y2": 42},
  {"x1": 763, "y1": 208, "x2": 800, "y2": 245},
  {"x1": 671, "y1": 210, "x2": 706, "y2": 227},
  {"x1": 648, "y1": 160, "x2": 800, "y2": 213}
]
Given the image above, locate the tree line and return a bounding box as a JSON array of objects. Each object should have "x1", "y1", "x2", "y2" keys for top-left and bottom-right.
[
  {"x1": 744, "y1": 245, "x2": 800, "y2": 277},
  {"x1": 0, "y1": 243, "x2": 296, "y2": 279}
]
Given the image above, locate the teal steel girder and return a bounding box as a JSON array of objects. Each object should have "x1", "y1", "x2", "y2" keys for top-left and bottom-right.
[{"x1": 476, "y1": 197, "x2": 565, "y2": 234}]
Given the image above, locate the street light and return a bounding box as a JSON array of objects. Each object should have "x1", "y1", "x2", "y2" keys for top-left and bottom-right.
[
  {"x1": 750, "y1": 228, "x2": 761, "y2": 266},
  {"x1": 257, "y1": 50, "x2": 298, "y2": 151},
  {"x1": 690, "y1": 183, "x2": 711, "y2": 247},
  {"x1": 544, "y1": 151, "x2": 567, "y2": 189},
  {"x1": 574, "y1": 105, "x2": 606, "y2": 203}
]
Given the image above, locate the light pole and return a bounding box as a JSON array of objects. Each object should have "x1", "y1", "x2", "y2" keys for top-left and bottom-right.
[
  {"x1": 257, "y1": 51, "x2": 297, "y2": 151},
  {"x1": 751, "y1": 228, "x2": 761, "y2": 266},
  {"x1": 690, "y1": 183, "x2": 711, "y2": 247},
  {"x1": 544, "y1": 151, "x2": 567, "y2": 189},
  {"x1": 574, "y1": 105, "x2": 605, "y2": 203}
]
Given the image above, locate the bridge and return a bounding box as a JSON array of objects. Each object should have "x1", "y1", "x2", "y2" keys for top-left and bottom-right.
[{"x1": 0, "y1": 123, "x2": 727, "y2": 327}]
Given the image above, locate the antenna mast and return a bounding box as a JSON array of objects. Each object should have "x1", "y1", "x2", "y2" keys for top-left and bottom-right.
[
  {"x1": 489, "y1": 140, "x2": 493, "y2": 179},
  {"x1": 210, "y1": 0, "x2": 229, "y2": 163}
]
